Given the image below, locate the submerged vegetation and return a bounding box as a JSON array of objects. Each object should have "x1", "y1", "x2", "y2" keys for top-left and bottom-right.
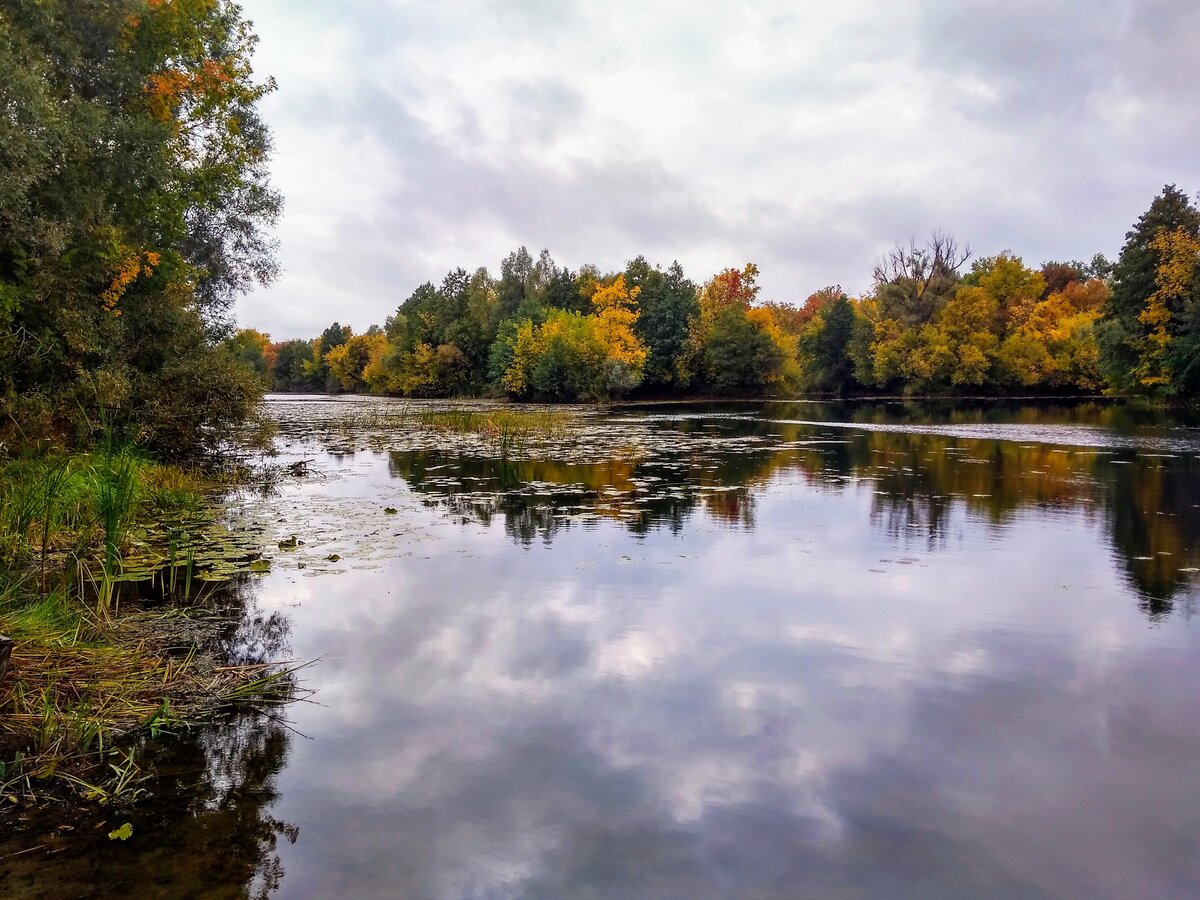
[
  {"x1": 415, "y1": 408, "x2": 572, "y2": 442},
  {"x1": 251, "y1": 186, "x2": 1200, "y2": 403}
]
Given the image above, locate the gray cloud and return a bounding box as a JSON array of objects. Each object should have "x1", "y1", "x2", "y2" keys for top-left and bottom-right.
[{"x1": 236, "y1": 0, "x2": 1200, "y2": 339}]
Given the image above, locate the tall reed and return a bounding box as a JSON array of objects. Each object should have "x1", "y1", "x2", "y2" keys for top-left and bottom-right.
[
  {"x1": 92, "y1": 448, "x2": 140, "y2": 617},
  {"x1": 37, "y1": 458, "x2": 73, "y2": 591}
]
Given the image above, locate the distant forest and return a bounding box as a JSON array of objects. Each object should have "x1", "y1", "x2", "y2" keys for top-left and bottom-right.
[{"x1": 236, "y1": 186, "x2": 1200, "y2": 403}]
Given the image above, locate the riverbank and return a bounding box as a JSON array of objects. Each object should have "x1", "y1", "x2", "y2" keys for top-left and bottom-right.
[
  {"x1": 0, "y1": 450, "x2": 301, "y2": 812},
  {"x1": 266, "y1": 388, "x2": 1126, "y2": 406}
]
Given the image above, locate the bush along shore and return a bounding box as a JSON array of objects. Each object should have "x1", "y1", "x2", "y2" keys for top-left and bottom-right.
[{"x1": 0, "y1": 447, "x2": 304, "y2": 813}]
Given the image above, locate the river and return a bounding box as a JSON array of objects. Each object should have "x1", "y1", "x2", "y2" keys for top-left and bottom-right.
[{"x1": 6, "y1": 397, "x2": 1200, "y2": 899}]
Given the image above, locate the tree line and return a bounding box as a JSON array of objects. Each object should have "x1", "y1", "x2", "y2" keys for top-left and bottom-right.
[{"x1": 237, "y1": 186, "x2": 1200, "y2": 402}]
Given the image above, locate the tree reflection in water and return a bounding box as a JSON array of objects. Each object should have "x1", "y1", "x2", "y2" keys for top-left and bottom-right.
[
  {"x1": 387, "y1": 401, "x2": 1200, "y2": 620},
  {"x1": 0, "y1": 580, "x2": 300, "y2": 900}
]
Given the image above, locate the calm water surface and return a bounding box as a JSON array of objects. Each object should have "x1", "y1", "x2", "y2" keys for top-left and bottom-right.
[{"x1": 6, "y1": 398, "x2": 1200, "y2": 899}]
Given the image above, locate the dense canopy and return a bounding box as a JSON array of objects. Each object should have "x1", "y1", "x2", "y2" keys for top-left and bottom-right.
[
  {"x1": 0, "y1": 0, "x2": 280, "y2": 455},
  {"x1": 251, "y1": 187, "x2": 1200, "y2": 403}
]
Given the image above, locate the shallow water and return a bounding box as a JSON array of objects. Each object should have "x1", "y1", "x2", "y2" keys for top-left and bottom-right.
[{"x1": 6, "y1": 397, "x2": 1200, "y2": 899}]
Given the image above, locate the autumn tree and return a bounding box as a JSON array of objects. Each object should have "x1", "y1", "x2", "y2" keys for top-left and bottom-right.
[
  {"x1": 791, "y1": 286, "x2": 844, "y2": 330},
  {"x1": 964, "y1": 254, "x2": 1046, "y2": 329},
  {"x1": 856, "y1": 233, "x2": 971, "y2": 390},
  {"x1": 499, "y1": 273, "x2": 648, "y2": 401},
  {"x1": 305, "y1": 322, "x2": 353, "y2": 392},
  {"x1": 503, "y1": 311, "x2": 605, "y2": 400},
  {"x1": 590, "y1": 274, "x2": 648, "y2": 394},
  {"x1": 1099, "y1": 185, "x2": 1200, "y2": 396},
  {"x1": 679, "y1": 265, "x2": 800, "y2": 394},
  {"x1": 227, "y1": 328, "x2": 273, "y2": 380},
  {"x1": 0, "y1": 0, "x2": 280, "y2": 453},
  {"x1": 680, "y1": 264, "x2": 760, "y2": 384},
  {"x1": 326, "y1": 332, "x2": 388, "y2": 393}
]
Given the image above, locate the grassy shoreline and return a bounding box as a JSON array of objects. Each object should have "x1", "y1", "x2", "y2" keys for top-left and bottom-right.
[{"x1": 0, "y1": 450, "x2": 298, "y2": 811}]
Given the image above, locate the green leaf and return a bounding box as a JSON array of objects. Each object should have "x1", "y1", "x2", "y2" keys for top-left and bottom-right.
[{"x1": 108, "y1": 823, "x2": 133, "y2": 841}]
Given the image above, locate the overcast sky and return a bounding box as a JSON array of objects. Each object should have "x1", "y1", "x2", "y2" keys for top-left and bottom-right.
[{"x1": 234, "y1": 0, "x2": 1200, "y2": 340}]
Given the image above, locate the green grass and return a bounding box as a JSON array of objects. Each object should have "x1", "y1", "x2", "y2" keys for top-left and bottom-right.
[
  {"x1": 93, "y1": 448, "x2": 140, "y2": 616},
  {"x1": 0, "y1": 448, "x2": 302, "y2": 806},
  {"x1": 0, "y1": 449, "x2": 210, "y2": 584}
]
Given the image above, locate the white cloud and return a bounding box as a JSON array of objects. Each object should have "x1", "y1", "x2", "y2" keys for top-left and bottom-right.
[{"x1": 235, "y1": 0, "x2": 1200, "y2": 339}]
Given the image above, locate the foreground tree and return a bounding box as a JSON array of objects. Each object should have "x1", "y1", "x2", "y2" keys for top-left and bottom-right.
[{"x1": 0, "y1": 0, "x2": 280, "y2": 454}]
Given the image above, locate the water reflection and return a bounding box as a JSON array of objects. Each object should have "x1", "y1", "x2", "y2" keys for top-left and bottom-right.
[
  {"x1": 262, "y1": 444, "x2": 1200, "y2": 897},
  {"x1": 386, "y1": 403, "x2": 1200, "y2": 617},
  {"x1": 0, "y1": 580, "x2": 300, "y2": 899},
  {"x1": 0, "y1": 716, "x2": 297, "y2": 899},
  {"x1": 11, "y1": 399, "x2": 1200, "y2": 898}
]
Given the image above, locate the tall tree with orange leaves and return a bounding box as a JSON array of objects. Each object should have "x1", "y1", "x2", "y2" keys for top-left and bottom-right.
[
  {"x1": 0, "y1": 0, "x2": 280, "y2": 454},
  {"x1": 681, "y1": 264, "x2": 799, "y2": 394}
]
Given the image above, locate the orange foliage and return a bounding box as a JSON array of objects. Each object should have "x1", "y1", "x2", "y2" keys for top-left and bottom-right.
[
  {"x1": 696, "y1": 264, "x2": 760, "y2": 321},
  {"x1": 1058, "y1": 277, "x2": 1109, "y2": 313},
  {"x1": 144, "y1": 59, "x2": 236, "y2": 121},
  {"x1": 792, "y1": 286, "x2": 843, "y2": 328},
  {"x1": 101, "y1": 250, "x2": 162, "y2": 316}
]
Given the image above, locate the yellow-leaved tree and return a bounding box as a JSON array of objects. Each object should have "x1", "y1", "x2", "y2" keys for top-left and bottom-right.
[
  {"x1": 1136, "y1": 228, "x2": 1200, "y2": 388},
  {"x1": 500, "y1": 274, "x2": 648, "y2": 401},
  {"x1": 591, "y1": 274, "x2": 648, "y2": 391},
  {"x1": 326, "y1": 332, "x2": 389, "y2": 392}
]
